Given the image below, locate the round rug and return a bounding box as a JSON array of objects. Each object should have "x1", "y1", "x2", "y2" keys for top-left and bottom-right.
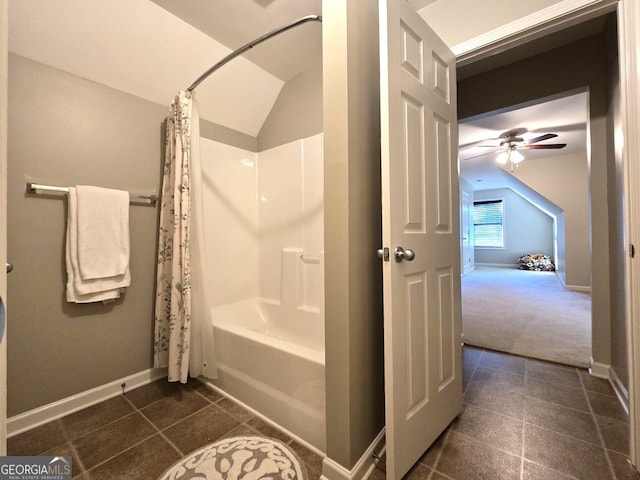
[{"x1": 158, "y1": 435, "x2": 308, "y2": 480}]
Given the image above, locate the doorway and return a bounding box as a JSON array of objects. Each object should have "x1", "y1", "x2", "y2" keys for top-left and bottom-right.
[
  {"x1": 458, "y1": 90, "x2": 593, "y2": 368},
  {"x1": 450, "y1": 0, "x2": 639, "y2": 465}
]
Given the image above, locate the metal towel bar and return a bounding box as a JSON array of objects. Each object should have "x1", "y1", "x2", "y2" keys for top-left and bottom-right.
[{"x1": 26, "y1": 182, "x2": 158, "y2": 206}]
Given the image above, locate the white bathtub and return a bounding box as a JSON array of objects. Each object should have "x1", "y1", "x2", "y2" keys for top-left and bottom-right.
[{"x1": 206, "y1": 299, "x2": 326, "y2": 451}]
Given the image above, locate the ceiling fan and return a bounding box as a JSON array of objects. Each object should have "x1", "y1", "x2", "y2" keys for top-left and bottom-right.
[{"x1": 464, "y1": 128, "x2": 567, "y2": 172}]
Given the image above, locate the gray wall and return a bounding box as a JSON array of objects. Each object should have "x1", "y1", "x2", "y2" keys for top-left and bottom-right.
[
  {"x1": 513, "y1": 151, "x2": 589, "y2": 288},
  {"x1": 323, "y1": 0, "x2": 384, "y2": 469},
  {"x1": 604, "y1": 16, "x2": 627, "y2": 388},
  {"x1": 258, "y1": 65, "x2": 323, "y2": 152},
  {"x1": 7, "y1": 54, "x2": 164, "y2": 416},
  {"x1": 474, "y1": 188, "x2": 554, "y2": 266},
  {"x1": 200, "y1": 118, "x2": 257, "y2": 152},
  {"x1": 6, "y1": 54, "x2": 265, "y2": 417},
  {"x1": 458, "y1": 29, "x2": 614, "y2": 372}
]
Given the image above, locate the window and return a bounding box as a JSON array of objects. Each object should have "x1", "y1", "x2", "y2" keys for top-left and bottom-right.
[{"x1": 473, "y1": 200, "x2": 504, "y2": 248}]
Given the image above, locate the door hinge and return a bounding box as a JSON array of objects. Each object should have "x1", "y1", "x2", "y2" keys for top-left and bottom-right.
[{"x1": 631, "y1": 244, "x2": 636, "y2": 259}]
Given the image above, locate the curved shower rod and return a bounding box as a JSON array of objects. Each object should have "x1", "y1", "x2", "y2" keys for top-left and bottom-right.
[{"x1": 186, "y1": 14, "x2": 322, "y2": 92}]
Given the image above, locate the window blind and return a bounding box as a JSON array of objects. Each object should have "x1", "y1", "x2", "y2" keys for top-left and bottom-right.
[{"x1": 473, "y1": 200, "x2": 503, "y2": 247}]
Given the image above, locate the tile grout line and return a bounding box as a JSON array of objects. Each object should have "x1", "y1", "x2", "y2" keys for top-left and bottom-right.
[
  {"x1": 67, "y1": 438, "x2": 88, "y2": 479},
  {"x1": 122, "y1": 385, "x2": 253, "y2": 458},
  {"x1": 68, "y1": 402, "x2": 171, "y2": 477},
  {"x1": 578, "y1": 369, "x2": 619, "y2": 480},
  {"x1": 120, "y1": 393, "x2": 185, "y2": 460},
  {"x1": 426, "y1": 428, "x2": 454, "y2": 480},
  {"x1": 522, "y1": 359, "x2": 596, "y2": 480},
  {"x1": 425, "y1": 347, "x2": 480, "y2": 480},
  {"x1": 520, "y1": 360, "x2": 529, "y2": 480}
]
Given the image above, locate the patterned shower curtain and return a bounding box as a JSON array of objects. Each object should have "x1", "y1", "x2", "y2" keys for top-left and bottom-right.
[{"x1": 154, "y1": 91, "x2": 216, "y2": 383}]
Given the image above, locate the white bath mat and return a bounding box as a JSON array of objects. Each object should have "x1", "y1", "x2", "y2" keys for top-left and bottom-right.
[{"x1": 158, "y1": 435, "x2": 308, "y2": 480}]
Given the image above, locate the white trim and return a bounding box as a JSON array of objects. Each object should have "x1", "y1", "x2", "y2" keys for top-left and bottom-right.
[
  {"x1": 474, "y1": 263, "x2": 514, "y2": 269},
  {"x1": 590, "y1": 360, "x2": 630, "y2": 417},
  {"x1": 589, "y1": 357, "x2": 610, "y2": 379},
  {"x1": 320, "y1": 429, "x2": 385, "y2": 480},
  {"x1": 618, "y1": 0, "x2": 640, "y2": 467},
  {"x1": 0, "y1": 0, "x2": 7, "y2": 456},
  {"x1": 610, "y1": 365, "x2": 630, "y2": 416},
  {"x1": 453, "y1": 0, "x2": 618, "y2": 62},
  {"x1": 7, "y1": 367, "x2": 167, "y2": 437},
  {"x1": 565, "y1": 285, "x2": 592, "y2": 293},
  {"x1": 197, "y1": 377, "x2": 326, "y2": 458}
]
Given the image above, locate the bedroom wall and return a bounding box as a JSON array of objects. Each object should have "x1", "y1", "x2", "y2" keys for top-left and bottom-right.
[
  {"x1": 474, "y1": 188, "x2": 554, "y2": 266},
  {"x1": 513, "y1": 152, "x2": 590, "y2": 289}
]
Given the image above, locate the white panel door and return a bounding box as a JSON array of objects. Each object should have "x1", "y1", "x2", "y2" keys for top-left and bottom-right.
[{"x1": 379, "y1": 1, "x2": 462, "y2": 478}]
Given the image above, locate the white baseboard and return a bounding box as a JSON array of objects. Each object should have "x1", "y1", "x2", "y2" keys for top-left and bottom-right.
[
  {"x1": 475, "y1": 263, "x2": 514, "y2": 269},
  {"x1": 609, "y1": 366, "x2": 630, "y2": 416},
  {"x1": 565, "y1": 284, "x2": 592, "y2": 293},
  {"x1": 7, "y1": 367, "x2": 167, "y2": 437},
  {"x1": 321, "y1": 429, "x2": 385, "y2": 480},
  {"x1": 589, "y1": 358, "x2": 610, "y2": 379},
  {"x1": 589, "y1": 359, "x2": 629, "y2": 416}
]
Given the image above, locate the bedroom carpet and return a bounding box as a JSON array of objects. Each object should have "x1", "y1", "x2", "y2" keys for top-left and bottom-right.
[{"x1": 462, "y1": 266, "x2": 592, "y2": 368}]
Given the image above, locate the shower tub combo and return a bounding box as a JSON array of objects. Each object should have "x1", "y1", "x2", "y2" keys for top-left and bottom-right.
[
  {"x1": 186, "y1": 15, "x2": 326, "y2": 453},
  {"x1": 199, "y1": 133, "x2": 326, "y2": 451},
  {"x1": 208, "y1": 298, "x2": 325, "y2": 451}
]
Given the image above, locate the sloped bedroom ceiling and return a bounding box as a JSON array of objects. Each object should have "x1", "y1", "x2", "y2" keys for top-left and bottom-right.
[
  {"x1": 8, "y1": 0, "x2": 285, "y2": 137},
  {"x1": 458, "y1": 92, "x2": 588, "y2": 191}
]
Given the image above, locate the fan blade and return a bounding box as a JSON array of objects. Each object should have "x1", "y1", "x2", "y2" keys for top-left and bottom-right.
[
  {"x1": 459, "y1": 138, "x2": 501, "y2": 149},
  {"x1": 524, "y1": 143, "x2": 567, "y2": 149},
  {"x1": 461, "y1": 149, "x2": 501, "y2": 160},
  {"x1": 528, "y1": 133, "x2": 558, "y2": 144}
]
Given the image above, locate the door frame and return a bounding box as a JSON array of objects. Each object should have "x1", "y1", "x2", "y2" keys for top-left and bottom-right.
[
  {"x1": 450, "y1": 0, "x2": 640, "y2": 467},
  {"x1": 0, "y1": 0, "x2": 8, "y2": 456}
]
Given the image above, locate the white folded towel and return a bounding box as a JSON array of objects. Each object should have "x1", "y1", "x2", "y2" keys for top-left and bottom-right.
[
  {"x1": 76, "y1": 185, "x2": 130, "y2": 279},
  {"x1": 65, "y1": 186, "x2": 131, "y2": 303}
]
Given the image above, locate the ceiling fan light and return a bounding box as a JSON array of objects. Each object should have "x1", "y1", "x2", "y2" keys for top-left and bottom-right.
[
  {"x1": 511, "y1": 150, "x2": 525, "y2": 164},
  {"x1": 496, "y1": 151, "x2": 509, "y2": 165}
]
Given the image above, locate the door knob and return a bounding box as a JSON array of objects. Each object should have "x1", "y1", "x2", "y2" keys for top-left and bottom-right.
[
  {"x1": 394, "y1": 246, "x2": 415, "y2": 262},
  {"x1": 6, "y1": 262, "x2": 13, "y2": 274},
  {"x1": 377, "y1": 248, "x2": 389, "y2": 261}
]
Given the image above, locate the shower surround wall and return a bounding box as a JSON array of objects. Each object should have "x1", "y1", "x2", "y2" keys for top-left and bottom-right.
[
  {"x1": 199, "y1": 133, "x2": 325, "y2": 449},
  {"x1": 201, "y1": 133, "x2": 324, "y2": 311}
]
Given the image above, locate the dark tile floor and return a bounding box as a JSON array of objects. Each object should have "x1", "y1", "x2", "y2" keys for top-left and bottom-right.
[
  {"x1": 7, "y1": 347, "x2": 640, "y2": 480},
  {"x1": 7, "y1": 379, "x2": 324, "y2": 479},
  {"x1": 371, "y1": 347, "x2": 640, "y2": 480}
]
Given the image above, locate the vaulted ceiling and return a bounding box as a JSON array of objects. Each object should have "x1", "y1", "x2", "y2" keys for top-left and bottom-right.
[
  {"x1": 458, "y1": 92, "x2": 589, "y2": 191},
  {"x1": 9, "y1": 0, "x2": 590, "y2": 158}
]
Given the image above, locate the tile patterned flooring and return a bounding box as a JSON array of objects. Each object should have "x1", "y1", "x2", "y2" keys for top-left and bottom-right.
[
  {"x1": 7, "y1": 347, "x2": 640, "y2": 479},
  {"x1": 7, "y1": 379, "x2": 324, "y2": 479}
]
